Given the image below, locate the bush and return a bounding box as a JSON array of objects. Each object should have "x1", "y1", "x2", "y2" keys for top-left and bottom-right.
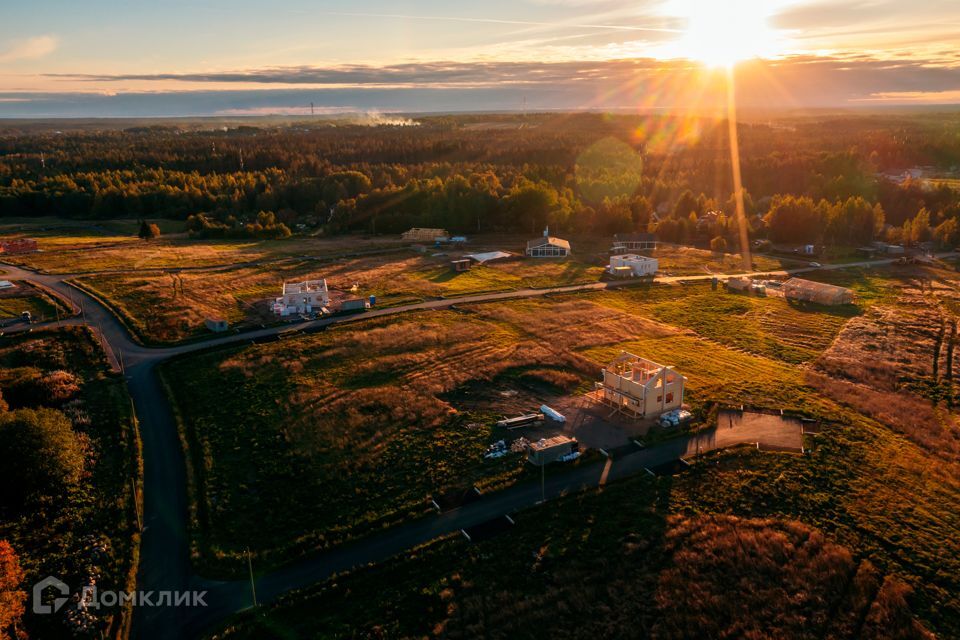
[
  {"x1": 138, "y1": 220, "x2": 161, "y2": 240},
  {"x1": 1, "y1": 369, "x2": 80, "y2": 409},
  {"x1": 0, "y1": 408, "x2": 85, "y2": 508}
]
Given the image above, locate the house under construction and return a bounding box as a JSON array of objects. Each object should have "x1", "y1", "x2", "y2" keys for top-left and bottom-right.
[
  {"x1": 272, "y1": 279, "x2": 329, "y2": 317},
  {"x1": 782, "y1": 278, "x2": 854, "y2": 305},
  {"x1": 401, "y1": 227, "x2": 449, "y2": 242},
  {"x1": 593, "y1": 351, "x2": 686, "y2": 419}
]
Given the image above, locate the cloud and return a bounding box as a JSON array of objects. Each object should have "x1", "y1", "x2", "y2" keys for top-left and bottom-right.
[
  {"x1": 43, "y1": 55, "x2": 960, "y2": 103},
  {"x1": 0, "y1": 35, "x2": 58, "y2": 63}
]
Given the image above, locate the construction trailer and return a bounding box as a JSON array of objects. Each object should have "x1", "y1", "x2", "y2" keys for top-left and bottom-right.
[
  {"x1": 340, "y1": 298, "x2": 370, "y2": 312},
  {"x1": 593, "y1": 351, "x2": 686, "y2": 419},
  {"x1": 611, "y1": 233, "x2": 657, "y2": 252},
  {"x1": 204, "y1": 317, "x2": 228, "y2": 333},
  {"x1": 527, "y1": 435, "x2": 578, "y2": 466},
  {"x1": 402, "y1": 227, "x2": 449, "y2": 242},
  {"x1": 782, "y1": 278, "x2": 855, "y2": 305},
  {"x1": 272, "y1": 279, "x2": 330, "y2": 317},
  {"x1": 608, "y1": 254, "x2": 658, "y2": 277}
]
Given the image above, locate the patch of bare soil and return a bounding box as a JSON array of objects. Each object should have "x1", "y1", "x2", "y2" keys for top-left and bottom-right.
[{"x1": 810, "y1": 272, "x2": 960, "y2": 462}]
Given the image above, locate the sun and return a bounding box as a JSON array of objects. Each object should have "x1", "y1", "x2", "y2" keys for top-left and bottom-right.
[{"x1": 662, "y1": 0, "x2": 786, "y2": 67}]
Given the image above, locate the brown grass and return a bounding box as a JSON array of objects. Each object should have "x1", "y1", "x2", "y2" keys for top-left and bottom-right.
[
  {"x1": 653, "y1": 515, "x2": 933, "y2": 640},
  {"x1": 811, "y1": 271, "x2": 960, "y2": 463}
]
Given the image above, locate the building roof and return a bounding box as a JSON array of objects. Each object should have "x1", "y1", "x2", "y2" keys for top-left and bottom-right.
[
  {"x1": 465, "y1": 250, "x2": 513, "y2": 263},
  {"x1": 782, "y1": 278, "x2": 853, "y2": 297},
  {"x1": 603, "y1": 351, "x2": 686, "y2": 386},
  {"x1": 527, "y1": 236, "x2": 571, "y2": 250},
  {"x1": 613, "y1": 233, "x2": 656, "y2": 242},
  {"x1": 611, "y1": 253, "x2": 657, "y2": 262},
  {"x1": 529, "y1": 435, "x2": 576, "y2": 451},
  {"x1": 283, "y1": 279, "x2": 328, "y2": 294}
]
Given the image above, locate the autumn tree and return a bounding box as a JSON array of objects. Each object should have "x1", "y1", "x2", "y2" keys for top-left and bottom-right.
[
  {"x1": 710, "y1": 235, "x2": 728, "y2": 253},
  {"x1": 137, "y1": 220, "x2": 160, "y2": 240},
  {"x1": 0, "y1": 541, "x2": 25, "y2": 640},
  {"x1": 764, "y1": 195, "x2": 824, "y2": 244},
  {"x1": 933, "y1": 217, "x2": 960, "y2": 249}
]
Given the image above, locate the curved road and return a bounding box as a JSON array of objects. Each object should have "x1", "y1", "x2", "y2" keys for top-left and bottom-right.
[{"x1": 0, "y1": 253, "x2": 942, "y2": 639}]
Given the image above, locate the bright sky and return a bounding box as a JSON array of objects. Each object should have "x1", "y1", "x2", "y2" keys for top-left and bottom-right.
[{"x1": 2, "y1": 0, "x2": 959, "y2": 115}]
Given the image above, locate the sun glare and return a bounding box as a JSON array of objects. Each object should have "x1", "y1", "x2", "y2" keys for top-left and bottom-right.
[{"x1": 663, "y1": 0, "x2": 785, "y2": 67}]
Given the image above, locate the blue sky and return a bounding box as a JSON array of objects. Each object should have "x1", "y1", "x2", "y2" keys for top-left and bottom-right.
[{"x1": 2, "y1": 1, "x2": 960, "y2": 116}]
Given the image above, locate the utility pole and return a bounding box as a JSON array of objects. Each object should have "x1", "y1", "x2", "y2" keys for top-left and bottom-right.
[
  {"x1": 246, "y1": 548, "x2": 258, "y2": 608},
  {"x1": 540, "y1": 462, "x2": 545, "y2": 504},
  {"x1": 131, "y1": 477, "x2": 142, "y2": 531}
]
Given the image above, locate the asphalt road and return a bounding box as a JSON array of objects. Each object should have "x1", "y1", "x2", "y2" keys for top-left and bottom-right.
[{"x1": 0, "y1": 253, "x2": 944, "y2": 639}]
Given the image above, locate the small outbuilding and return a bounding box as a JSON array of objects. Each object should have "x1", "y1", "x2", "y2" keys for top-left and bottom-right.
[
  {"x1": 340, "y1": 298, "x2": 370, "y2": 312},
  {"x1": 782, "y1": 278, "x2": 855, "y2": 305},
  {"x1": 451, "y1": 259, "x2": 472, "y2": 272},
  {"x1": 527, "y1": 435, "x2": 578, "y2": 466}
]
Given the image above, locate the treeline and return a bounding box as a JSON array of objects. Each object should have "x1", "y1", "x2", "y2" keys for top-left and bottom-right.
[{"x1": 0, "y1": 113, "x2": 959, "y2": 242}]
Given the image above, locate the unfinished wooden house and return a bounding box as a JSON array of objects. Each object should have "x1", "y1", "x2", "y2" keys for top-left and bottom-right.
[
  {"x1": 593, "y1": 351, "x2": 686, "y2": 419},
  {"x1": 401, "y1": 227, "x2": 449, "y2": 242},
  {"x1": 782, "y1": 278, "x2": 854, "y2": 305},
  {"x1": 272, "y1": 279, "x2": 329, "y2": 317}
]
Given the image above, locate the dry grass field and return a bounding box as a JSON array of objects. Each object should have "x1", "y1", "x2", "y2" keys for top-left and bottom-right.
[
  {"x1": 73, "y1": 245, "x2": 796, "y2": 345},
  {"x1": 164, "y1": 269, "x2": 960, "y2": 634},
  {"x1": 212, "y1": 492, "x2": 935, "y2": 640},
  {"x1": 163, "y1": 276, "x2": 890, "y2": 574},
  {"x1": 810, "y1": 265, "x2": 960, "y2": 462}
]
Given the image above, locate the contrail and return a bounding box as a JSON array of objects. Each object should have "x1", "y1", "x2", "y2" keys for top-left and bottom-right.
[{"x1": 319, "y1": 11, "x2": 682, "y2": 34}]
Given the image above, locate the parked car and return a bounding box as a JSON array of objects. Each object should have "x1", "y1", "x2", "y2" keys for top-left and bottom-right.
[{"x1": 808, "y1": 261, "x2": 822, "y2": 267}]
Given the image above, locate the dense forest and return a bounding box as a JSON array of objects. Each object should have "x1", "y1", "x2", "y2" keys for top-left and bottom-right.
[{"x1": 1, "y1": 112, "x2": 959, "y2": 246}]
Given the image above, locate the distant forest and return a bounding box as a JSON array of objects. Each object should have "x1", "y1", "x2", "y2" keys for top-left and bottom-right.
[{"x1": 1, "y1": 112, "x2": 959, "y2": 246}]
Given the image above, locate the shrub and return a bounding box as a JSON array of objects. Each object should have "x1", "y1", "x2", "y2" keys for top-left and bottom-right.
[
  {"x1": 0, "y1": 408, "x2": 85, "y2": 508},
  {"x1": 1, "y1": 369, "x2": 81, "y2": 409}
]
